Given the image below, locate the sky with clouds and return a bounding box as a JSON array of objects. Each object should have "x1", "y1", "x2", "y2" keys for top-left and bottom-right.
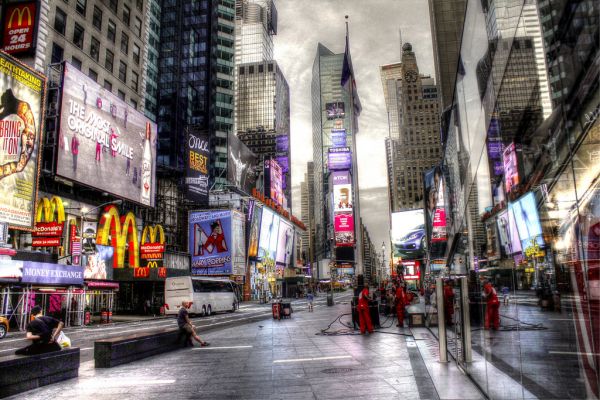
[{"x1": 273, "y1": 0, "x2": 435, "y2": 257}]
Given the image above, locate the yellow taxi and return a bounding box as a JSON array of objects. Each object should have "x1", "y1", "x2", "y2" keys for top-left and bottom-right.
[{"x1": 0, "y1": 316, "x2": 8, "y2": 339}]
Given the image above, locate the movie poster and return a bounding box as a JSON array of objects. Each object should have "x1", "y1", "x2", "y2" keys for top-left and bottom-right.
[{"x1": 0, "y1": 52, "x2": 45, "y2": 228}]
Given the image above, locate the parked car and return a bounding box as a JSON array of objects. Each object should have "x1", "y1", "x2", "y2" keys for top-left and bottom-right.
[{"x1": 0, "y1": 316, "x2": 9, "y2": 339}]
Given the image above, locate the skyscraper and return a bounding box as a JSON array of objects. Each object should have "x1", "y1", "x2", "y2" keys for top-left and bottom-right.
[
  {"x1": 382, "y1": 43, "x2": 442, "y2": 212},
  {"x1": 234, "y1": 0, "x2": 276, "y2": 64},
  {"x1": 311, "y1": 41, "x2": 363, "y2": 274}
]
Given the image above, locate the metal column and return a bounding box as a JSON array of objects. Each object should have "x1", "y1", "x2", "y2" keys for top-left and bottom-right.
[
  {"x1": 460, "y1": 277, "x2": 472, "y2": 362},
  {"x1": 436, "y1": 277, "x2": 447, "y2": 362}
]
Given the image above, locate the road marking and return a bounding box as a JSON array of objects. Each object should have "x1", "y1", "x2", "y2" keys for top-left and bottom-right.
[
  {"x1": 549, "y1": 351, "x2": 600, "y2": 356},
  {"x1": 0, "y1": 347, "x2": 18, "y2": 353},
  {"x1": 192, "y1": 345, "x2": 252, "y2": 350},
  {"x1": 273, "y1": 355, "x2": 352, "y2": 363},
  {"x1": 80, "y1": 347, "x2": 94, "y2": 351}
]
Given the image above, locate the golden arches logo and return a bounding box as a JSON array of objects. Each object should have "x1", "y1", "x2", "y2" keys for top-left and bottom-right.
[
  {"x1": 35, "y1": 196, "x2": 65, "y2": 223},
  {"x1": 7, "y1": 5, "x2": 33, "y2": 29},
  {"x1": 141, "y1": 225, "x2": 165, "y2": 245},
  {"x1": 96, "y1": 205, "x2": 139, "y2": 268}
]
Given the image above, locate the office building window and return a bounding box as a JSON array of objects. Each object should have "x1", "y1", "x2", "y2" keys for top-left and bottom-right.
[
  {"x1": 105, "y1": 49, "x2": 114, "y2": 72},
  {"x1": 258, "y1": 64, "x2": 264, "y2": 73},
  {"x1": 107, "y1": 20, "x2": 116, "y2": 43},
  {"x1": 136, "y1": 0, "x2": 143, "y2": 12},
  {"x1": 131, "y1": 71, "x2": 138, "y2": 91},
  {"x1": 92, "y1": 6, "x2": 102, "y2": 30},
  {"x1": 109, "y1": 0, "x2": 118, "y2": 13},
  {"x1": 104, "y1": 80, "x2": 112, "y2": 91},
  {"x1": 88, "y1": 68, "x2": 98, "y2": 82},
  {"x1": 117, "y1": 90, "x2": 125, "y2": 100},
  {"x1": 90, "y1": 36, "x2": 100, "y2": 61},
  {"x1": 122, "y1": 5, "x2": 130, "y2": 25},
  {"x1": 134, "y1": 17, "x2": 142, "y2": 37},
  {"x1": 130, "y1": 99, "x2": 137, "y2": 109},
  {"x1": 120, "y1": 32, "x2": 129, "y2": 54},
  {"x1": 72, "y1": 57, "x2": 82, "y2": 70},
  {"x1": 51, "y1": 43, "x2": 64, "y2": 63},
  {"x1": 54, "y1": 7, "x2": 66, "y2": 35},
  {"x1": 76, "y1": 0, "x2": 86, "y2": 15},
  {"x1": 118, "y1": 61, "x2": 127, "y2": 82},
  {"x1": 73, "y1": 23, "x2": 84, "y2": 48},
  {"x1": 133, "y1": 43, "x2": 140, "y2": 64}
]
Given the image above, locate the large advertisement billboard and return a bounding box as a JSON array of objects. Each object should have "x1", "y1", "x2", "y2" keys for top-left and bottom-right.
[
  {"x1": 186, "y1": 128, "x2": 209, "y2": 203},
  {"x1": 391, "y1": 210, "x2": 426, "y2": 260},
  {"x1": 510, "y1": 192, "x2": 544, "y2": 251},
  {"x1": 332, "y1": 171, "x2": 352, "y2": 212},
  {"x1": 424, "y1": 167, "x2": 447, "y2": 244},
  {"x1": 189, "y1": 210, "x2": 232, "y2": 275},
  {"x1": 264, "y1": 159, "x2": 283, "y2": 206},
  {"x1": 331, "y1": 129, "x2": 347, "y2": 147},
  {"x1": 57, "y1": 62, "x2": 157, "y2": 206},
  {"x1": 328, "y1": 147, "x2": 352, "y2": 171},
  {"x1": 334, "y1": 213, "x2": 354, "y2": 247},
  {"x1": 258, "y1": 207, "x2": 279, "y2": 261},
  {"x1": 496, "y1": 209, "x2": 522, "y2": 256},
  {"x1": 228, "y1": 133, "x2": 257, "y2": 194},
  {"x1": 2, "y1": 2, "x2": 38, "y2": 55},
  {"x1": 275, "y1": 219, "x2": 293, "y2": 266},
  {"x1": 0, "y1": 52, "x2": 45, "y2": 229},
  {"x1": 248, "y1": 203, "x2": 262, "y2": 258},
  {"x1": 325, "y1": 102, "x2": 345, "y2": 119},
  {"x1": 230, "y1": 210, "x2": 246, "y2": 276},
  {"x1": 503, "y1": 142, "x2": 519, "y2": 194}
]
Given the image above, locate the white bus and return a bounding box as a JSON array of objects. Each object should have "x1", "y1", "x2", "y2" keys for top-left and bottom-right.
[{"x1": 164, "y1": 277, "x2": 238, "y2": 316}]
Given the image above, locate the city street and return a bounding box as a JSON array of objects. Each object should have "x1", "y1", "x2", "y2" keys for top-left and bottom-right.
[{"x1": 4, "y1": 292, "x2": 485, "y2": 400}]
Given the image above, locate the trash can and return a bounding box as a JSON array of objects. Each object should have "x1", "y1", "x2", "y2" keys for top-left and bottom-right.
[
  {"x1": 327, "y1": 291, "x2": 334, "y2": 306},
  {"x1": 281, "y1": 302, "x2": 292, "y2": 318},
  {"x1": 272, "y1": 302, "x2": 281, "y2": 320},
  {"x1": 369, "y1": 300, "x2": 380, "y2": 328}
]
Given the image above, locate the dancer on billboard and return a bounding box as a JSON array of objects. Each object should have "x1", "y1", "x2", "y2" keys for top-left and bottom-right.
[{"x1": 196, "y1": 220, "x2": 228, "y2": 256}]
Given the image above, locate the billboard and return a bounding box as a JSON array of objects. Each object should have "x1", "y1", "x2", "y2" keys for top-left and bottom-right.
[
  {"x1": 2, "y1": 2, "x2": 38, "y2": 55},
  {"x1": 424, "y1": 167, "x2": 446, "y2": 244},
  {"x1": 268, "y1": 214, "x2": 281, "y2": 261},
  {"x1": 331, "y1": 129, "x2": 347, "y2": 147},
  {"x1": 334, "y1": 213, "x2": 354, "y2": 247},
  {"x1": 275, "y1": 219, "x2": 293, "y2": 266},
  {"x1": 275, "y1": 134, "x2": 289, "y2": 153},
  {"x1": 510, "y1": 192, "x2": 544, "y2": 251},
  {"x1": 82, "y1": 244, "x2": 114, "y2": 280},
  {"x1": 391, "y1": 210, "x2": 426, "y2": 260},
  {"x1": 258, "y1": 207, "x2": 279, "y2": 261},
  {"x1": 486, "y1": 117, "x2": 504, "y2": 176},
  {"x1": 230, "y1": 210, "x2": 246, "y2": 276},
  {"x1": 57, "y1": 62, "x2": 157, "y2": 206},
  {"x1": 248, "y1": 203, "x2": 262, "y2": 258},
  {"x1": 275, "y1": 155, "x2": 289, "y2": 190},
  {"x1": 0, "y1": 52, "x2": 45, "y2": 229},
  {"x1": 263, "y1": 159, "x2": 283, "y2": 206},
  {"x1": 325, "y1": 102, "x2": 345, "y2": 119},
  {"x1": 328, "y1": 147, "x2": 352, "y2": 171},
  {"x1": 228, "y1": 133, "x2": 257, "y2": 194},
  {"x1": 186, "y1": 129, "x2": 209, "y2": 203},
  {"x1": 496, "y1": 209, "x2": 522, "y2": 256},
  {"x1": 332, "y1": 171, "x2": 352, "y2": 212},
  {"x1": 503, "y1": 142, "x2": 519, "y2": 193},
  {"x1": 190, "y1": 210, "x2": 232, "y2": 275},
  {"x1": 485, "y1": 219, "x2": 500, "y2": 260}
]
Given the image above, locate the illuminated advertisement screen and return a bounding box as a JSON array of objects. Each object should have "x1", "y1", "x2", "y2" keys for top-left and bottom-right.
[
  {"x1": 248, "y1": 204, "x2": 262, "y2": 258},
  {"x1": 487, "y1": 117, "x2": 503, "y2": 176},
  {"x1": 186, "y1": 129, "x2": 209, "y2": 203},
  {"x1": 328, "y1": 147, "x2": 352, "y2": 171},
  {"x1": 510, "y1": 192, "x2": 544, "y2": 251},
  {"x1": 275, "y1": 156, "x2": 289, "y2": 190},
  {"x1": 57, "y1": 62, "x2": 157, "y2": 206},
  {"x1": 325, "y1": 102, "x2": 345, "y2": 119},
  {"x1": 334, "y1": 213, "x2": 354, "y2": 247},
  {"x1": 391, "y1": 210, "x2": 425, "y2": 260},
  {"x1": 331, "y1": 129, "x2": 347, "y2": 147},
  {"x1": 228, "y1": 132, "x2": 257, "y2": 194},
  {"x1": 230, "y1": 210, "x2": 246, "y2": 276},
  {"x1": 275, "y1": 134, "x2": 289, "y2": 153},
  {"x1": 332, "y1": 171, "x2": 352, "y2": 212},
  {"x1": 503, "y1": 142, "x2": 519, "y2": 194},
  {"x1": 402, "y1": 260, "x2": 420, "y2": 280},
  {"x1": 275, "y1": 219, "x2": 293, "y2": 266},
  {"x1": 485, "y1": 219, "x2": 500, "y2": 260},
  {"x1": 82, "y1": 244, "x2": 114, "y2": 280},
  {"x1": 2, "y1": 2, "x2": 37, "y2": 55},
  {"x1": 496, "y1": 209, "x2": 522, "y2": 256},
  {"x1": 424, "y1": 167, "x2": 446, "y2": 243},
  {"x1": 189, "y1": 210, "x2": 232, "y2": 275},
  {"x1": 268, "y1": 214, "x2": 281, "y2": 261},
  {"x1": 258, "y1": 207, "x2": 280, "y2": 261},
  {"x1": 0, "y1": 52, "x2": 45, "y2": 229},
  {"x1": 264, "y1": 159, "x2": 284, "y2": 206}
]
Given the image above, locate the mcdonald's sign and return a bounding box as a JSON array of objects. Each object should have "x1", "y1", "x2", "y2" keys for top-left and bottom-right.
[
  {"x1": 95, "y1": 204, "x2": 140, "y2": 268},
  {"x1": 140, "y1": 224, "x2": 165, "y2": 267},
  {"x1": 32, "y1": 196, "x2": 65, "y2": 247},
  {"x1": 2, "y1": 2, "x2": 37, "y2": 55}
]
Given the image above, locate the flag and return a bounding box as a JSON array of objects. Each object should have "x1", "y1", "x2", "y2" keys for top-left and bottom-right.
[{"x1": 340, "y1": 33, "x2": 362, "y2": 130}]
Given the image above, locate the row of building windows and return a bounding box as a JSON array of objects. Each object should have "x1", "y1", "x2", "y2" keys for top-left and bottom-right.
[{"x1": 239, "y1": 63, "x2": 275, "y2": 74}]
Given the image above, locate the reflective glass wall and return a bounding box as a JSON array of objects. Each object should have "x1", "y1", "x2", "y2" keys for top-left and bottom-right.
[{"x1": 435, "y1": 0, "x2": 599, "y2": 399}]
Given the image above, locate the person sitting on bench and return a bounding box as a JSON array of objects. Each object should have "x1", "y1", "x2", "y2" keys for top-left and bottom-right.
[
  {"x1": 177, "y1": 301, "x2": 209, "y2": 347},
  {"x1": 15, "y1": 305, "x2": 64, "y2": 355}
]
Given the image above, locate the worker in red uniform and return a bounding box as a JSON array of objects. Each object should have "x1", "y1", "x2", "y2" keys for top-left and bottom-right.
[
  {"x1": 395, "y1": 283, "x2": 406, "y2": 327},
  {"x1": 443, "y1": 280, "x2": 455, "y2": 326},
  {"x1": 357, "y1": 286, "x2": 374, "y2": 334},
  {"x1": 483, "y1": 281, "x2": 500, "y2": 330}
]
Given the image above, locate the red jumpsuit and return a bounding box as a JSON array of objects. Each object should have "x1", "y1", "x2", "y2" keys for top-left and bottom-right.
[
  {"x1": 483, "y1": 282, "x2": 500, "y2": 330},
  {"x1": 357, "y1": 287, "x2": 373, "y2": 334},
  {"x1": 443, "y1": 283, "x2": 455, "y2": 325},
  {"x1": 395, "y1": 287, "x2": 406, "y2": 327}
]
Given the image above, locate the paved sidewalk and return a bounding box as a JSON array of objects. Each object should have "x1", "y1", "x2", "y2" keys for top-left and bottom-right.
[{"x1": 11, "y1": 298, "x2": 484, "y2": 399}]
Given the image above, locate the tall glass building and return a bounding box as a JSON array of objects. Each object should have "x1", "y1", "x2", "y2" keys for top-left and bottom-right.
[{"x1": 425, "y1": 0, "x2": 599, "y2": 398}]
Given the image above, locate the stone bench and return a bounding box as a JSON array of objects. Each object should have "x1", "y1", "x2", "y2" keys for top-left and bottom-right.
[
  {"x1": 0, "y1": 348, "x2": 80, "y2": 399},
  {"x1": 94, "y1": 328, "x2": 185, "y2": 368}
]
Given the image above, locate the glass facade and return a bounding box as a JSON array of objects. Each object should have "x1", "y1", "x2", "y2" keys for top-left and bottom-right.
[
  {"x1": 425, "y1": 0, "x2": 599, "y2": 399},
  {"x1": 144, "y1": 0, "x2": 161, "y2": 121}
]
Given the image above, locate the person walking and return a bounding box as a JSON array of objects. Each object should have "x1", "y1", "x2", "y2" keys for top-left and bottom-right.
[
  {"x1": 177, "y1": 301, "x2": 209, "y2": 347},
  {"x1": 501, "y1": 286, "x2": 510, "y2": 306},
  {"x1": 15, "y1": 306, "x2": 64, "y2": 355},
  {"x1": 357, "y1": 286, "x2": 374, "y2": 334},
  {"x1": 443, "y1": 280, "x2": 455, "y2": 326},
  {"x1": 482, "y1": 281, "x2": 500, "y2": 330},
  {"x1": 395, "y1": 283, "x2": 407, "y2": 327},
  {"x1": 307, "y1": 291, "x2": 314, "y2": 312}
]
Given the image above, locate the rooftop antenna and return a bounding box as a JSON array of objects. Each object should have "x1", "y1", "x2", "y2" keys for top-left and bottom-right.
[{"x1": 399, "y1": 28, "x2": 403, "y2": 57}]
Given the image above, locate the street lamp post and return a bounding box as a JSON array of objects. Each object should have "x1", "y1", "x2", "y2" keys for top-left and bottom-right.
[{"x1": 380, "y1": 242, "x2": 386, "y2": 284}]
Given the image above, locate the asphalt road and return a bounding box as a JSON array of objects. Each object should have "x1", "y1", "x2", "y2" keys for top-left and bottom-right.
[{"x1": 0, "y1": 291, "x2": 353, "y2": 363}]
